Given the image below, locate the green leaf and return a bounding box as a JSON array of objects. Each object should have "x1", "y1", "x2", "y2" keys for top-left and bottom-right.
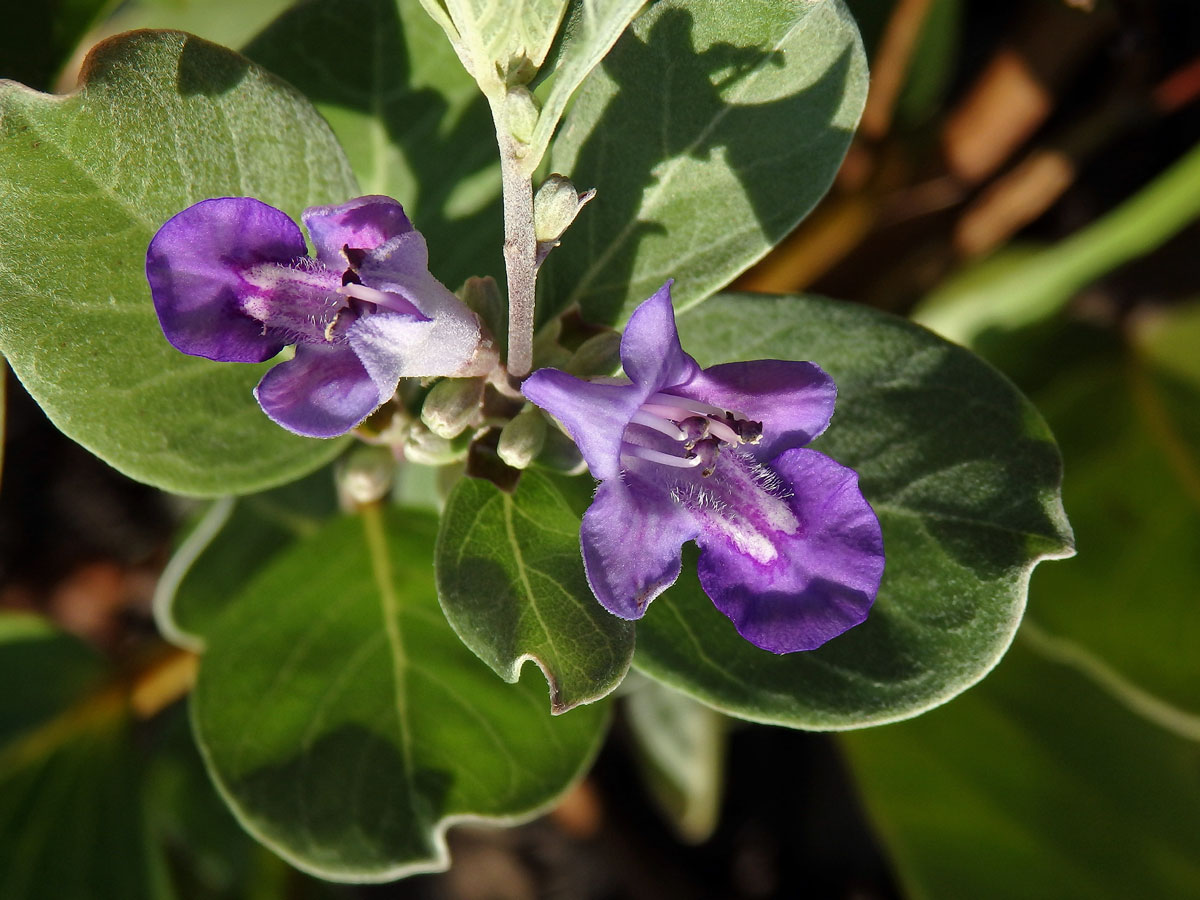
[
  {"x1": 101, "y1": 0, "x2": 297, "y2": 56},
  {"x1": 436, "y1": 0, "x2": 569, "y2": 93},
  {"x1": 436, "y1": 470, "x2": 634, "y2": 713},
  {"x1": 542, "y1": 0, "x2": 868, "y2": 325},
  {"x1": 192, "y1": 506, "x2": 609, "y2": 881},
  {"x1": 243, "y1": 0, "x2": 503, "y2": 292},
  {"x1": 623, "y1": 673, "x2": 727, "y2": 844},
  {"x1": 0, "y1": 31, "x2": 357, "y2": 495},
  {"x1": 155, "y1": 470, "x2": 339, "y2": 651},
  {"x1": 0, "y1": 614, "x2": 168, "y2": 900},
  {"x1": 632, "y1": 293, "x2": 1073, "y2": 729},
  {"x1": 523, "y1": 0, "x2": 646, "y2": 175},
  {"x1": 1017, "y1": 353, "x2": 1200, "y2": 721},
  {"x1": 842, "y1": 638, "x2": 1200, "y2": 899}
]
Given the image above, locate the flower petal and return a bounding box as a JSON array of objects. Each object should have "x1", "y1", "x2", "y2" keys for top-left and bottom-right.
[
  {"x1": 521, "y1": 370, "x2": 644, "y2": 480},
  {"x1": 147, "y1": 197, "x2": 301, "y2": 362},
  {"x1": 581, "y1": 477, "x2": 699, "y2": 619},
  {"x1": 679, "y1": 360, "x2": 837, "y2": 459},
  {"x1": 619, "y1": 281, "x2": 699, "y2": 390},
  {"x1": 302, "y1": 195, "x2": 413, "y2": 269},
  {"x1": 253, "y1": 344, "x2": 381, "y2": 437},
  {"x1": 694, "y1": 448, "x2": 884, "y2": 654},
  {"x1": 347, "y1": 309, "x2": 438, "y2": 396}
]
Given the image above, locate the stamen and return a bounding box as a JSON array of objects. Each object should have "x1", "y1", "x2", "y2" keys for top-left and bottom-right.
[
  {"x1": 678, "y1": 416, "x2": 710, "y2": 443},
  {"x1": 620, "y1": 442, "x2": 703, "y2": 469},
  {"x1": 704, "y1": 416, "x2": 741, "y2": 446},
  {"x1": 647, "y1": 392, "x2": 729, "y2": 420},
  {"x1": 338, "y1": 282, "x2": 394, "y2": 306},
  {"x1": 629, "y1": 410, "x2": 687, "y2": 441},
  {"x1": 337, "y1": 282, "x2": 423, "y2": 317},
  {"x1": 692, "y1": 438, "x2": 720, "y2": 477}
]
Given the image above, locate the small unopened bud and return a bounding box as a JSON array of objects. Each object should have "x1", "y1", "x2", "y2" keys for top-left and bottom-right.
[
  {"x1": 421, "y1": 378, "x2": 485, "y2": 439},
  {"x1": 504, "y1": 85, "x2": 539, "y2": 144},
  {"x1": 566, "y1": 331, "x2": 622, "y2": 377},
  {"x1": 404, "y1": 423, "x2": 468, "y2": 466},
  {"x1": 534, "y1": 174, "x2": 595, "y2": 244},
  {"x1": 457, "y1": 276, "x2": 507, "y2": 350},
  {"x1": 497, "y1": 407, "x2": 548, "y2": 469},
  {"x1": 337, "y1": 444, "x2": 396, "y2": 507}
]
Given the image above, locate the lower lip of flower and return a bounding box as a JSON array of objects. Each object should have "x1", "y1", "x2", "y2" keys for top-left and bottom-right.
[{"x1": 620, "y1": 392, "x2": 762, "y2": 477}]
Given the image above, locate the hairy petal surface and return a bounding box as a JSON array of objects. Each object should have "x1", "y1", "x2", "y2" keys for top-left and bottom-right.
[
  {"x1": 147, "y1": 197, "x2": 301, "y2": 362},
  {"x1": 582, "y1": 478, "x2": 700, "y2": 619},
  {"x1": 254, "y1": 343, "x2": 379, "y2": 438},
  {"x1": 695, "y1": 448, "x2": 884, "y2": 654}
]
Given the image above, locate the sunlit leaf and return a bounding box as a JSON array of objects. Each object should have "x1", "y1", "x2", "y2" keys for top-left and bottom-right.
[
  {"x1": 0, "y1": 31, "x2": 357, "y2": 495},
  {"x1": 542, "y1": 0, "x2": 868, "y2": 324}
]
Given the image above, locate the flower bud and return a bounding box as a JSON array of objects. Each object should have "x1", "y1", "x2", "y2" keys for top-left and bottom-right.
[
  {"x1": 566, "y1": 330, "x2": 622, "y2": 377},
  {"x1": 337, "y1": 444, "x2": 396, "y2": 507},
  {"x1": 497, "y1": 407, "x2": 548, "y2": 469},
  {"x1": 533, "y1": 174, "x2": 595, "y2": 245},
  {"x1": 404, "y1": 423, "x2": 468, "y2": 466},
  {"x1": 504, "y1": 85, "x2": 539, "y2": 144},
  {"x1": 457, "y1": 276, "x2": 507, "y2": 350},
  {"x1": 421, "y1": 377, "x2": 485, "y2": 439}
]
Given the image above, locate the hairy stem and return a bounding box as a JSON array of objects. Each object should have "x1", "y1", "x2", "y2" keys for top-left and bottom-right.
[{"x1": 497, "y1": 133, "x2": 538, "y2": 377}]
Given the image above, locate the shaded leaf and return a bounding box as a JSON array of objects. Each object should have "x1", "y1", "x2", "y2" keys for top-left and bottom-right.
[
  {"x1": 542, "y1": 0, "x2": 868, "y2": 324},
  {"x1": 0, "y1": 31, "x2": 356, "y2": 495},
  {"x1": 633, "y1": 293, "x2": 1073, "y2": 729},
  {"x1": 623, "y1": 673, "x2": 726, "y2": 843},
  {"x1": 0, "y1": 615, "x2": 165, "y2": 900},
  {"x1": 842, "y1": 638, "x2": 1200, "y2": 899},
  {"x1": 436, "y1": 470, "x2": 634, "y2": 713},
  {"x1": 192, "y1": 506, "x2": 609, "y2": 881},
  {"x1": 1018, "y1": 354, "x2": 1200, "y2": 720},
  {"x1": 0, "y1": 0, "x2": 115, "y2": 89},
  {"x1": 100, "y1": 0, "x2": 296, "y2": 59},
  {"x1": 155, "y1": 470, "x2": 339, "y2": 651}
]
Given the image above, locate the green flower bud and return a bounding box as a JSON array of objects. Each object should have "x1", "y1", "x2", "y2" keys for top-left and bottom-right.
[
  {"x1": 421, "y1": 378, "x2": 485, "y2": 439},
  {"x1": 337, "y1": 444, "x2": 396, "y2": 507},
  {"x1": 497, "y1": 407, "x2": 548, "y2": 470},
  {"x1": 566, "y1": 330, "x2": 622, "y2": 377},
  {"x1": 533, "y1": 174, "x2": 595, "y2": 244},
  {"x1": 504, "y1": 85, "x2": 539, "y2": 144},
  {"x1": 457, "y1": 276, "x2": 506, "y2": 350},
  {"x1": 404, "y1": 423, "x2": 468, "y2": 466}
]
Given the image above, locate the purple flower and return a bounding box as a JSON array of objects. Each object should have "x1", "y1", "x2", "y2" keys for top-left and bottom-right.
[
  {"x1": 146, "y1": 195, "x2": 487, "y2": 437},
  {"x1": 522, "y1": 283, "x2": 884, "y2": 654}
]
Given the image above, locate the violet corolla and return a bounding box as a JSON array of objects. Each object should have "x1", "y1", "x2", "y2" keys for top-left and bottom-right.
[
  {"x1": 522, "y1": 283, "x2": 885, "y2": 654},
  {"x1": 146, "y1": 195, "x2": 489, "y2": 437}
]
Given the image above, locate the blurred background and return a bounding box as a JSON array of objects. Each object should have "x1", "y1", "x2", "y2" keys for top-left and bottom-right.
[{"x1": 1, "y1": 0, "x2": 1198, "y2": 897}]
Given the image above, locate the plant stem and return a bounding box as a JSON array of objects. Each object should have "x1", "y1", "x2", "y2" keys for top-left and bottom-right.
[{"x1": 497, "y1": 133, "x2": 538, "y2": 377}]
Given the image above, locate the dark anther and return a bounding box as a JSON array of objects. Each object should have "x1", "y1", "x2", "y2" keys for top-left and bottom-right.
[
  {"x1": 341, "y1": 268, "x2": 363, "y2": 286},
  {"x1": 343, "y1": 245, "x2": 368, "y2": 269},
  {"x1": 735, "y1": 418, "x2": 763, "y2": 444}
]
